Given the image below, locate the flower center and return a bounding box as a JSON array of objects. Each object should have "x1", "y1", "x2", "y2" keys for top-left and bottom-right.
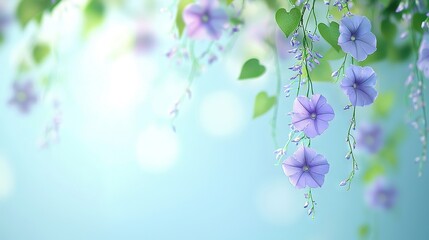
[
  {"x1": 310, "y1": 113, "x2": 317, "y2": 120},
  {"x1": 351, "y1": 35, "x2": 356, "y2": 41},
  {"x1": 303, "y1": 165, "x2": 309, "y2": 171},
  {"x1": 202, "y1": 14, "x2": 209, "y2": 23},
  {"x1": 353, "y1": 83, "x2": 357, "y2": 89}
]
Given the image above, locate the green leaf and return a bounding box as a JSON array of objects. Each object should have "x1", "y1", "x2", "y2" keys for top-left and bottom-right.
[
  {"x1": 176, "y1": 0, "x2": 193, "y2": 38},
  {"x1": 32, "y1": 43, "x2": 50, "y2": 64},
  {"x1": 230, "y1": 17, "x2": 243, "y2": 26},
  {"x1": 253, "y1": 92, "x2": 276, "y2": 119},
  {"x1": 226, "y1": 0, "x2": 234, "y2": 4},
  {"x1": 275, "y1": 8, "x2": 301, "y2": 38},
  {"x1": 381, "y1": 18, "x2": 397, "y2": 41},
  {"x1": 363, "y1": 163, "x2": 385, "y2": 183},
  {"x1": 238, "y1": 58, "x2": 266, "y2": 80},
  {"x1": 16, "y1": 0, "x2": 61, "y2": 27},
  {"x1": 318, "y1": 22, "x2": 341, "y2": 52},
  {"x1": 358, "y1": 224, "x2": 370, "y2": 239},
  {"x1": 306, "y1": 60, "x2": 333, "y2": 82},
  {"x1": 84, "y1": 0, "x2": 105, "y2": 35},
  {"x1": 373, "y1": 92, "x2": 394, "y2": 118},
  {"x1": 412, "y1": 13, "x2": 427, "y2": 33}
]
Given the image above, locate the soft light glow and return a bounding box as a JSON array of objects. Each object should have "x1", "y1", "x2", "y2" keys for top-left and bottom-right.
[
  {"x1": 256, "y1": 179, "x2": 302, "y2": 225},
  {"x1": 0, "y1": 156, "x2": 14, "y2": 200},
  {"x1": 136, "y1": 125, "x2": 179, "y2": 173},
  {"x1": 199, "y1": 91, "x2": 245, "y2": 136}
]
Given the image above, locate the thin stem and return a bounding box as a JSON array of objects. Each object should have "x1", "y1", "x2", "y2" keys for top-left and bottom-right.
[
  {"x1": 170, "y1": 42, "x2": 199, "y2": 130},
  {"x1": 344, "y1": 105, "x2": 357, "y2": 190},
  {"x1": 271, "y1": 45, "x2": 282, "y2": 148},
  {"x1": 410, "y1": 26, "x2": 428, "y2": 176},
  {"x1": 307, "y1": 188, "x2": 316, "y2": 219}
]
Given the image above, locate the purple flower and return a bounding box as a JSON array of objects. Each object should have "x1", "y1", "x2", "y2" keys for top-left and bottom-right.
[
  {"x1": 291, "y1": 94, "x2": 335, "y2": 138},
  {"x1": 0, "y1": 12, "x2": 10, "y2": 35},
  {"x1": 8, "y1": 80, "x2": 38, "y2": 114},
  {"x1": 356, "y1": 123, "x2": 383, "y2": 153},
  {"x1": 135, "y1": 27, "x2": 156, "y2": 54},
  {"x1": 340, "y1": 65, "x2": 377, "y2": 106},
  {"x1": 338, "y1": 15, "x2": 377, "y2": 61},
  {"x1": 282, "y1": 145, "x2": 330, "y2": 189},
  {"x1": 418, "y1": 33, "x2": 429, "y2": 78},
  {"x1": 183, "y1": 0, "x2": 228, "y2": 40},
  {"x1": 365, "y1": 178, "x2": 397, "y2": 210}
]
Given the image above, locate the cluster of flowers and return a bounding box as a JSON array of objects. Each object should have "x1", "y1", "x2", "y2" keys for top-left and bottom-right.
[
  {"x1": 276, "y1": 2, "x2": 378, "y2": 215},
  {"x1": 396, "y1": 1, "x2": 428, "y2": 175},
  {"x1": 168, "y1": 0, "x2": 239, "y2": 130}
]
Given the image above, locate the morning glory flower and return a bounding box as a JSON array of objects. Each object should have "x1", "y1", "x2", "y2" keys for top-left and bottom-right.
[
  {"x1": 365, "y1": 178, "x2": 397, "y2": 210},
  {"x1": 356, "y1": 123, "x2": 383, "y2": 154},
  {"x1": 340, "y1": 65, "x2": 377, "y2": 106},
  {"x1": 282, "y1": 145, "x2": 330, "y2": 189},
  {"x1": 8, "y1": 80, "x2": 38, "y2": 114},
  {"x1": 292, "y1": 94, "x2": 335, "y2": 138},
  {"x1": 338, "y1": 15, "x2": 377, "y2": 61},
  {"x1": 418, "y1": 33, "x2": 429, "y2": 78},
  {"x1": 183, "y1": 0, "x2": 228, "y2": 40}
]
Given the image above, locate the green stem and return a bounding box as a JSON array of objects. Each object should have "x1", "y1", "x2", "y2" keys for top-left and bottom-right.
[
  {"x1": 271, "y1": 45, "x2": 282, "y2": 148},
  {"x1": 345, "y1": 106, "x2": 357, "y2": 190}
]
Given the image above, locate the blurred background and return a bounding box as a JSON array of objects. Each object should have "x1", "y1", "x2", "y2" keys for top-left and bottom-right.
[{"x1": 0, "y1": 0, "x2": 428, "y2": 239}]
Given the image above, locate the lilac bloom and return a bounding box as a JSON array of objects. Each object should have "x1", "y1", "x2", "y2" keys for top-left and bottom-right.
[
  {"x1": 292, "y1": 94, "x2": 335, "y2": 138},
  {"x1": 341, "y1": 65, "x2": 377, "y2": 106},
  {"x1": 282, "y1": 145, "x2": 330, "y2": 189},
  {"x1": 356, "y1": 123, "x2": 383, "y2": 154},
  {"x1": 418, "y1": 33, "x2": 429, "y2": 78},
  {"x1": 183, "y1": 0, "x2": 228, "y2": 40},
  {"x1": 8, "y1": 80, "x2": 38, "y2": 114},
  {"x1": 365, "y1": 178, "x2": 397, "y2": 210},
  {"x1": 338, "y1": 15, "x2": 377, "y2": 61},
  {"x1": 135, "y1": 29, "x2": 156, "y2": 54}
]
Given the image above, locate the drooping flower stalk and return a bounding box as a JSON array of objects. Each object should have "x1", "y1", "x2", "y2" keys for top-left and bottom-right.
[
  {"x1": 411, "y1": 30, "x2": 428, "y2": 176},
  {"x1": 337, "y1": 11, "x2": 378, "y2": 189},
  {"x1": 278, "y1": 0, "x2": 334, "y2": 218}
]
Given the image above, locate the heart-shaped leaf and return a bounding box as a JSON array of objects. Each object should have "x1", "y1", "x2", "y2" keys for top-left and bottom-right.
[
  {"x1": 239, "y1": 58, "x2": 266, "y2": 80},
  {"x1": 176, "y1": 0, "x2": 193, "y2": 38},
  {"x1": 16, "y1": 0, "x2": 62, "y2": 27},
  {"x1": 253, "y1": 92, "x2": 276, "y2": 119},
  {"x1": 32, "y1": 43, "x2": 50, "y2": 64},
  {"x1": 84, "y1": 0, "x2": 105, "y2": 35},
  {"x1": 276, "y1": 8, "x2": 301, "y2": 38},
  {"x1": 318, "y1": 22, "x2": 341, "y2": 52}
]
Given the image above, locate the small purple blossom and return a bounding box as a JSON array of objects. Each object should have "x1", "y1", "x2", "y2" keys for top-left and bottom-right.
[
  {"x1": 183, "y1": 0, "x2": 228, "y2": 40},
  {"x1": 291, "y1": 94, "x2": 335, "y2": 138},
  {"x1": 418, "y1": 33, "x2": 429, "y2": 78},
  {"x1": 338, "y1": 15, "x2": 377, "y2": 61},
  {"x1": 8, "y1": 80, "x2": 38, "y2": 114},
  {"x1": 340, "y1": 65, "x2": 377, "y2": 106},
  {"x1": 135, "y1": 28, "x2": 156, "y2": 54},
  {"x1": 0, "y1": 10, "x2": 10, "y2": 32},
  {"x1": 356, "y1": 123, "x2": 383, "y2": 154},
  {"x1": 365, "y1": 178, "x2": 397, "y2": 210},
  {"x1": 282, "y1": 145, "x2": 330, "y2": 189}
]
